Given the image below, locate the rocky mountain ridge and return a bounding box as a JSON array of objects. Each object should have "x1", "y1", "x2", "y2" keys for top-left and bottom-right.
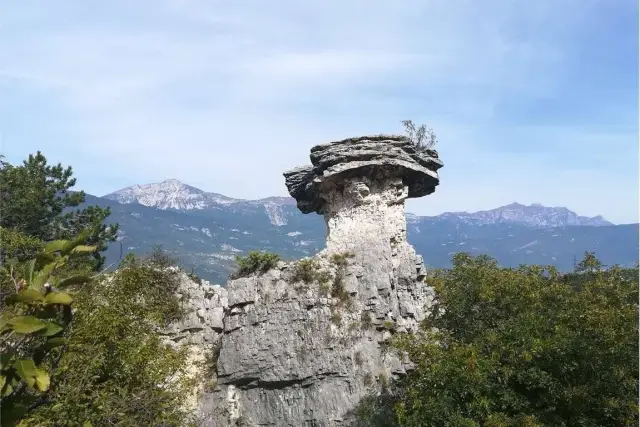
[
  {"x1": 104, "y1": 179, "x2": 612, "y2": 229},
  {"x1": 87, "y1": 179, "x2": 637, "y2": 285}
]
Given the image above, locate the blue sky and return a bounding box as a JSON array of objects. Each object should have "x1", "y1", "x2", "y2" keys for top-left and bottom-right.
[{"x1": 1, "y1": 0, "x2": 638, "y2": 223}]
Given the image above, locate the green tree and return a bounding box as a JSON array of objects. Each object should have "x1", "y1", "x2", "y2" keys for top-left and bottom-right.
[
  {"x1": 401, "y1": 120, "x2": 438, "y2": 150},
  {"x1": 371, "y1": 253, "x2": 638, "y2": 427},
  {"x1": 0, "y1": 152, "x2": 118, "y2": 269},
  {"x1": 14, "y1": 248, "x2": 194, "y2": 427}
]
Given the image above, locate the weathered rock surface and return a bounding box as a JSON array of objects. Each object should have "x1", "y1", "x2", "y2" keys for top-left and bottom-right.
[
  {"x1": 284, "y1": 135, "x2": 443, "y2": 214},
  {"x1": 172, "y1": 135, "x2": 443, "y2": 426}
]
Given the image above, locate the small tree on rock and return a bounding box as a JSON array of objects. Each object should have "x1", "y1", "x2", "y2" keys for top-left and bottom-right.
[{"x1": 401, "y1": 120, "x2": 437, "y2": 150}]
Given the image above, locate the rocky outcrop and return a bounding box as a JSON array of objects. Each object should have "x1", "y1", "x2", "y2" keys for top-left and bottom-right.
[
  {"x1": 284, "y1": 135, "x2": 442, "y2": 215},
  {"x1": 178, "y1": 135, "x2": 443, "y2": 426}
]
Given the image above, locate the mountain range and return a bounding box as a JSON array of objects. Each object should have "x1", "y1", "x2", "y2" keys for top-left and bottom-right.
[{"x1": 82, "y1": 179, "x2": 637, "y2": 284}]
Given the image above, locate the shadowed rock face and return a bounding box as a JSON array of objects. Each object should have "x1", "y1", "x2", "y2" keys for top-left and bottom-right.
[{"x1": 184, "y1": 135, "x2": 444, "y2": 426}]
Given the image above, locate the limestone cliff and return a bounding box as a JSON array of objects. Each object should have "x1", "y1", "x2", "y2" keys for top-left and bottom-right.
[{"x1": 175, "y1": 135, "x2": 443, "y2": 426}]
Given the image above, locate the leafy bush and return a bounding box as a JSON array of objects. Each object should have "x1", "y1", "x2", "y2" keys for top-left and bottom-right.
[
  {"x1": 331, "y1": 272, "x2": 350, "y2": 304},
  {"x1": 0, "y1": 227, "x2": 43, "y2": 263},
  {"x1": 15, "y1": 254, "x2": 191, "y2": 427},
  {"x1": 290, "y1": 259, "x2": 320, "y2": 284},
  {"x1": 329, "y1": 251, "x2": 354, "y2": 267},
  {"x1": 231, "y1": 251, "x2": 280, "y2": 279},
  {"x1": 0, "y1": 234, "x2": 97, "y2": 425},
  {"x1": 387, "y1": 253, "x2": 638, "y2": 427},
  {"x1": 331, "y1": 311, "x2": 342, "y2": 326},
  {"x1": 401, "y1": 120, "x2": 437, "y2": 151},
  {"x1": 290, "y1": 258, "x2": 332, "y2": 287}
]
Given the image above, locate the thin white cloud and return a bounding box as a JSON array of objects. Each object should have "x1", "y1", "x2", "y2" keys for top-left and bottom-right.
[{"x1": 0, "y1": 0, "x2": 636, "y2": 224}]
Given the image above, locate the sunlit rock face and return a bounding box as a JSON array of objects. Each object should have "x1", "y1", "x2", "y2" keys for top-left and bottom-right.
[{"x1": 188, "y1": 135, "x2": 444, "y2": 426}]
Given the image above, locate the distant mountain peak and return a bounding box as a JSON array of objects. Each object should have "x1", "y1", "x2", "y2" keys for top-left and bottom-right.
[
  {"x1": 103, "y1": 180, "x2": 239, "y2": 210},
  {"x1": 432, "y1": 202, "x2": 611, "y2": 228},
  {"x1": 161, "y1": 178, "x2": 186, "y2": 186},
  {"x1": 103, "y1": 180, "x2": 612, "y2": 229}
]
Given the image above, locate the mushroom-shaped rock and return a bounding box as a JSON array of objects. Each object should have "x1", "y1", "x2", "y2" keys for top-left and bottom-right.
[
  {"x1": 284, "y1": 135, "x2": 444, "y2": 255},
  {"x1": 284, "y1": 135, "x2": 443, "y2": 215}
]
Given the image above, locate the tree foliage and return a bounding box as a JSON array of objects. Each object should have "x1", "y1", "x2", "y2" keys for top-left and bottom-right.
[
  {"x1": 384, "y1": 253, "x2": 638, "y2": 427},
  {"x1": 231, "y1": 250, "x2": 280, "y2": 278},
  {"x1": 1, "y1": 153, "x2": 192, "y2": 426},
  {"x1": 0, "y1": 234, "x2": 96, "y2": 425},
  {"x1": 3, "y1": 248, "x2": 192, "y2": 427},
  {"x1": 401, "y1": 120, "x2": 438, "y2": 151},
  {"x1": 0, "y1": 152, "x2": 118, "y2": 269}
]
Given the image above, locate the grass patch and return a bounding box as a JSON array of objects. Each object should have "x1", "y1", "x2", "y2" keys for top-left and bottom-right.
[
  {"x1": 331, "y1": 310, "x2": 342, "y2": 326},
  {"x1": 330, "y1": 251, "x2": 355, "y2": 267},
  {"x1": 383, "y1": 320, "x2": 396, "y2": 332}
]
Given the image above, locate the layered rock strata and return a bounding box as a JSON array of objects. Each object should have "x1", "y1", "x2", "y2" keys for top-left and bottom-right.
[{"x1": 187, "y1": 135, "x2": 443, "y2": 426}]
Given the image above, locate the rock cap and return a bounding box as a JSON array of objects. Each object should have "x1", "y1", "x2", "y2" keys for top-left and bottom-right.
[{"x1": 284, "y1": 134, "x2": 444, "y2": 214}]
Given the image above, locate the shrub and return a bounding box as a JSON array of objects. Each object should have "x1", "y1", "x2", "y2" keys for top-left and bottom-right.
[
  {"x1": 331, "y1": 311, "x2": 342, "y2": 326},
  {"x1": 0, "y1": 227, "x2": 43, "y2": 263},
  {"x1": 401, "y1": 119, "x2": 437, "y2": 151},
  {"x1": 330, "y1": 251, "x2": 354, "y2": 267},
  {"x1": 319, "y1": 282, "x2": 331, "y2": 295},
  {"x1": 331, "y1": 271, "x2": 350, "y2": 304},
  {"x1": 0, "y1": 235, "x2": 97, "y2": 425},
  {"x1": 379, "y1": 371, "x2": 389, "y2": 389},
  {"x1": 231, "y1": 251, "x2": 280, "y2": 279},
  {"x1": 15, "y1": 255, "x2": 192, "y2": 427},
  {"x1": 205, "y1": 379, "x2": 217, "y2": 392},
  {"x1": 290, "y1": 259, "x2": 320, "y2": 284},
  {"x1": 382, "y1": 320, "x2": 395, "y2": 332},
  {"x1": 389, "y1": 253, "x2": 639, "y2": 427}
]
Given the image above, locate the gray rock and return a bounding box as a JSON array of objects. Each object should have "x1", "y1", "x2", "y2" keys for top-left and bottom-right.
[
  {"x1": 170, "y1": 134, "x2": 444, "y2": 426},
  {"x1": 283, "y1": 135, "x2": 443, "y2": 214}
]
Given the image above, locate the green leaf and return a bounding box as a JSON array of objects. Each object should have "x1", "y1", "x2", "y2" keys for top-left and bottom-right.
[
  {"x1": 61, "y1": 232, "x2": 89, "y2": 255},
  {"x1": 34, "y1": 369, "x2": 50, "y2": 391},
  {"x1": 0, "y1": 374, "x2": 5, "y2": 392},
  {"x1": 0, "y1": 353, "x2": 11, "y2": 370},
  {"x1": 38, "y1": 322, "x2": 64, "y2": 337},
  {"x1": 31, "y1": 262, "x2": 56, "y2": 289},
  {"x1": 21, "y1": 259, "x2": 36, "y2": 285},
  {"x1": 44, "y1": 240, "x2": 67, "y2": 254},
  {"x1": 13, "y1": 359, "x2": 50, "y2": 392},
  {"x1": 57, "y1": 275, "x2": 91, "y2": 288},
  {"x1": 13, "y1": 289, "x2": 45, "y2": 304},
  {"x1": 35, "y1": 252, "x2": 56, "y2": 266},
  {"x1": 70, "y1": 245, "x2": 98, "y2": 256},
  {"x1": 45, "y1": 292, "x2": 73, "y2": 305},
  {"x1": 83, "y1": 421, "x2": 94, "y2": 427},
  {"x1": 14, "y1": 358, "x2": 38, "y2": 388},
  {"x1": 0, "y1": 313, "x2": 11, "y2": 331},
  {"x1": 9, "y1": 316, "x2": 46, "y2": 334}
]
